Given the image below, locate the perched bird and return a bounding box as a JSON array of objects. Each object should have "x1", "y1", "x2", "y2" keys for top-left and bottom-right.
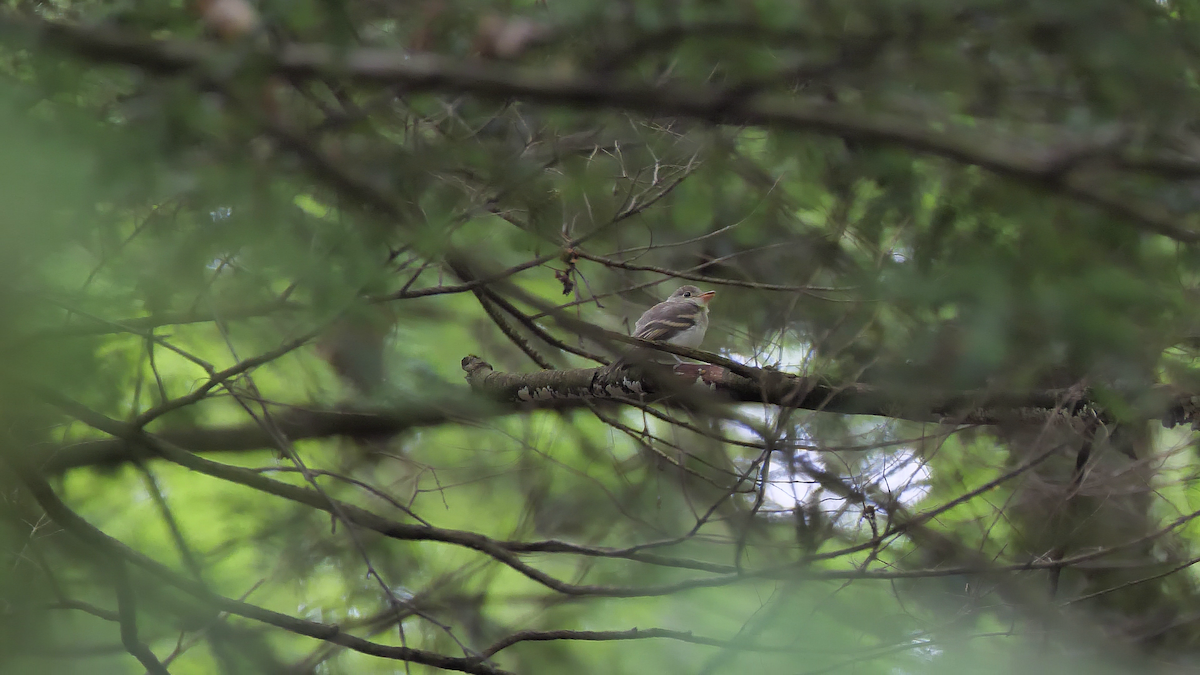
[{"x1": 608, "y1": 285, "x2": 715, "y2": 371}]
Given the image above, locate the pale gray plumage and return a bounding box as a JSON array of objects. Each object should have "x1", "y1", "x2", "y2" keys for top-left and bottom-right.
[{"x1": 608, "y1": 285, "x2": 715, "y2": 371}]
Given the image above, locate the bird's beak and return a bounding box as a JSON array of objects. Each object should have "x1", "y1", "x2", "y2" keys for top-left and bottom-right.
[{"x1": 698, "y1": 291, "x2": 716, "y2": 304}]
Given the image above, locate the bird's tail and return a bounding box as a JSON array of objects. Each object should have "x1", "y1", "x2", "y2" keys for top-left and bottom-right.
[
  {"x1": 602, "y1": 354, "x2": 629, "y2": 376},
  {"x1": 603, "y1": 345, "x2": 656, "y2": 375}
]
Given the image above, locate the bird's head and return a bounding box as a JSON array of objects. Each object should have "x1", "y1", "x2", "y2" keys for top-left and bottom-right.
[{"x1": 670, "y1": 285, "x2": 716, "y2": 305}]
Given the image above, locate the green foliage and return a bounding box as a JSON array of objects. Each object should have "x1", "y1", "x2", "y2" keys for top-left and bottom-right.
[{"x1": 6, "y1": 0, "x2": 1200, "y2": 673}]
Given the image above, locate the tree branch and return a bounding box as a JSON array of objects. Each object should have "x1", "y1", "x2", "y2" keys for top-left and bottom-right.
[
  {"x1": 7, "y1": 454, "x2": 516, "y2": 675},
  {"x1": 41, "y1": 352, "x2": 1197, "y2": 475},
  {"x1": 111, "y1": 559, "x2": 171, "y2": 675},
  {"x1": 10, "y1": 17, "x2": 1200, "y2": 243},
  {"x1": 41, "y1": 397, "x2": 500, "y2": 473},
  {"x1": 460, "y1": 354, "x2": 1079, "y2": 426}
]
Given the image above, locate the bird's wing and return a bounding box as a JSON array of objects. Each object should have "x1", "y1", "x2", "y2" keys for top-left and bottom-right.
[{"x1": 632, "y1": 302, "x2": 696, "y2": 341}]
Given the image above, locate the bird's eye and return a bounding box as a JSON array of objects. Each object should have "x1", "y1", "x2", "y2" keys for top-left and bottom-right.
[{"x1": 682, "y1": 291, "x2": 691, "y2": 297}]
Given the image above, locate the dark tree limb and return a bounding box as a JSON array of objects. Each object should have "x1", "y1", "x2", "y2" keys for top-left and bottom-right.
[
  {"x1": 40, "y1": 351, "x2": 1199, "y2": 475},
  {"x1": 461, "y1": 354, "x2": 1080, "y2": 426},
  {"x1": 41, "y1": 397, "x2": 501, "y2": 473},
  {"x1": 112, "y1": 559, "x2": 172, "y2": 675},
  {"x1": 478, "y1": 627, "x2": 805, "y2": 659}
]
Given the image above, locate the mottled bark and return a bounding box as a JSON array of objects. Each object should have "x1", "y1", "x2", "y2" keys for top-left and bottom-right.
[{"x1": 461, "y1": 355, "x2": 1198, "y2": 429}]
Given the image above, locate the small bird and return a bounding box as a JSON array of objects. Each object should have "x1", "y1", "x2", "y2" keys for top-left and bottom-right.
[{"x1": 608, "y1": 285, "x2": 715, "y2": 371}]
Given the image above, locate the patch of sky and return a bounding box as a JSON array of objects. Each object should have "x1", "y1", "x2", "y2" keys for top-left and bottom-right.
[{"x1": 723, "y1": 401, "x2": 931, "y2": 532}]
